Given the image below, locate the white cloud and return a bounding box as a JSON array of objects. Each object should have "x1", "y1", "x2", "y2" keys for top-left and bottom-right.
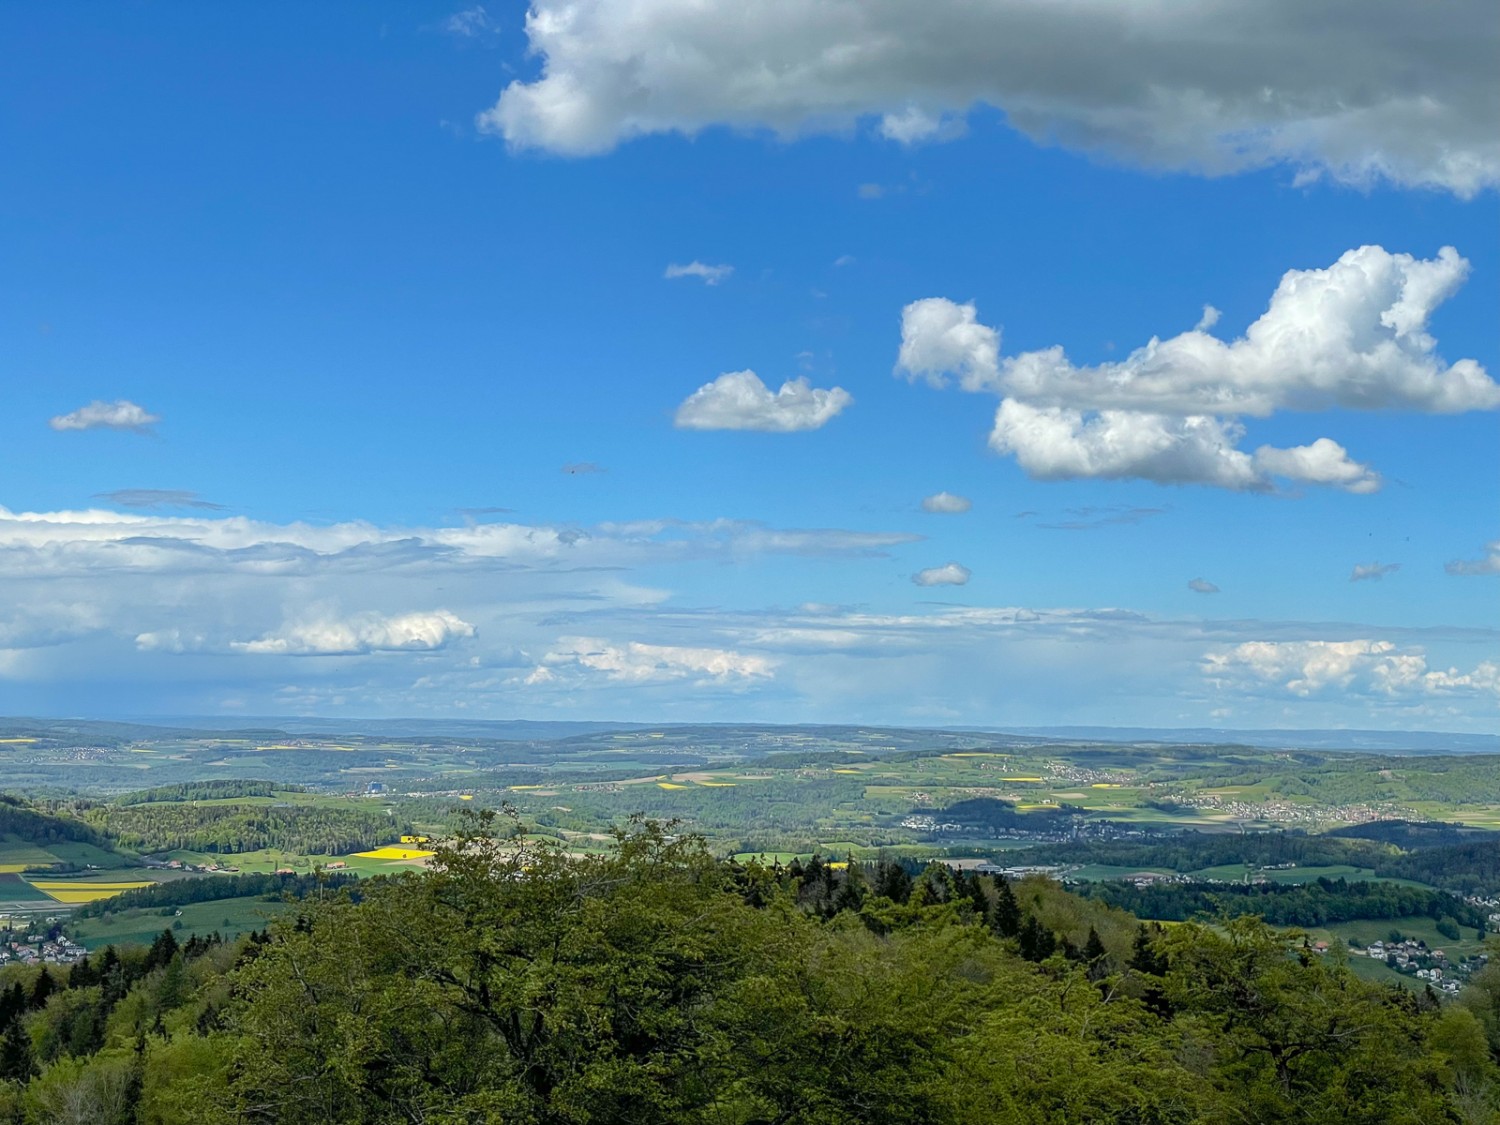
[
  {"x1": 665, "y1": 260, "x2": 733, "y2": 285},
  {"x1": 1194, "y1": 305, "x2": 1221, "y2": 332},
  {"x1": 227, "y1": 611, "x2": 476, "y2": 656},
  {"x1": 879, "y1": 105, "x2": 963, "y2": 145},
  {"x1": 443, "y1": 6, "x2": 497, "y2": 38},
  {"x1": 1351, "y1": 561, "x2": 1401, "y2": 583},
  {"x1": 1447, "y1": 541, "x2": 1500, "y2": 576},
  {"x1": 530, "y1": 636, "x2": 773, "y2": 685},
  {"x1": 1252, "y1": 438, "x2": 1381, "y2": 494},
  {"x1": 478, "y1": 0, "x2": 1499, "y2": 195},
  {"x1": 988, "y1": 404, "x2": 1379, "y2": 492},
  {"x1": 913, "y1": 562, "x2": 971, "y2": 587},
  {"x1": 900, "y1": 247, "x2": 1491, "y2": 491},
  {"x1": 1205, "y1": 639, "x2": 1500, "y2": 701},
  {"x1": 833, "y1": 254, "x2": 856, "y2": 268},
  {"x1": 897, "y1": 298, "x2": 1001, "y2": 393},
  {"x1": 49, "y1": 400, "x2": 160, "y2": 433},
  {"x1": 674, "y1": 370, "x2": 852, "y2": 432},
  {"x1": 1188, "y1": 578, "x2": 1220, "y2": 594},
  {"x1": 921, "y1": 491, "x2": 972, "y2": 514},
  {"x1": 904, "y1": 249, "x2": 1495, "y2": 417}
]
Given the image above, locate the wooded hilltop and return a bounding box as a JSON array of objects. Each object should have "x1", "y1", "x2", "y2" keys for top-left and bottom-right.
[{"x1": 4, "y1": 810, "x2": 1500, "y2": 1124}]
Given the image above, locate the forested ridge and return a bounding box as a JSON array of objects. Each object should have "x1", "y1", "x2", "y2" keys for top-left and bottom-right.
[
  {"x1": 79, "y1": 804, "x2": 411, "y2": 857},
  {"x1": 114, "y1": 782, "x2": 307, "y2": 806},
  {"x1": 1082, "y1": 876, "x2": 1488, "y2": 930},
  {"x1": 0, "y1": 798, "x2": 106, "y2": 850},
  {"x1": 3, "y1": 812, "x2": 1500, "y2": 1124}
]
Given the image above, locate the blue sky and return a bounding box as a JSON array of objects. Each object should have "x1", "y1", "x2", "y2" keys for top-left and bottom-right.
[{"x1": 2, "y1": 2, "x2": 1496, "y2": 729}]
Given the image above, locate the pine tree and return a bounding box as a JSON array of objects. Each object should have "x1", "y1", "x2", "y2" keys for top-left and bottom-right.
[
  {"x1": 0, "y1": 1018, "x2": 33, "y2": 1082},
  {"x1": 68, "y1": 954, "x2": 96, "y2": 989},
  {"x1": 1130, "y1": 923, "x2": 1169, "y2": 976},
  {"x1": 991, "y1": 877, "x2": 1021, "y2": 938},
  {"x1": 964, "y1": 872, "x2": 989, "y2": 922},
  {"x1": 0, "y1": 982, "x2": 23, "y2": 1032},
  {"x1": 146, "y1": 927, "x2": 180, "y2": 973},
  {"x1": 27, "y1": 967, "x2": 54, "y2": 1011},
  {"x1": 1084, "y1": 926, "x2": 1109, "y2": 981},
  {"x1": 875, "y1": 861, "x2": 912, "y2": 904},
  {"x1": 1018, "y1": 914, "x2": 1057, "y2": 962}
]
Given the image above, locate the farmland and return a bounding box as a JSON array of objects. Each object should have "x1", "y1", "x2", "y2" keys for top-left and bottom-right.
[{"x1": 6, "y1": 718, "x2": 1500, "y2": 956}]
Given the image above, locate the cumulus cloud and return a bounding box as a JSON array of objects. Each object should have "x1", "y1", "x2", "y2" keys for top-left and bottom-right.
[
  {"x1": 1351, "y1": 561, "x2": 1401, "y2": 583},
  {"x1": 921, "y1": 491, "x2": 971, "y2": 514},
  {"x1": 1447, "y1": 541, "x2": 1500, "y2": 576},
  {"x1": 227, "y1": 611, "x2": 477, "y2": 656},
  {"x1": 913, "y1": 562, "x2": 971, "y2": 587},
  {"x1": 674, "y1": 370, "x2": 852, "y2": 432},
  {"x1": 1188, "y1": 578, "x2": 1220, "y2": 594},
  {"x1": 94, "y1": 489, "x2": 223, "y2": 511},
  {"x1": 988, "y1": 404, "x2": 1380, "y2": 492},
  {"x1": 899, "y1": 246, "x2": 1491, "y2": 491},
  {"x1": 529, "y1": 636, "x2": 773, "y2": 685},
  {"x1": 49, "y1": 400, "x2": 160, "y2": 433},
  {"x1": 898, "y1": 298, "x2": 1002, "y2": 393},
  {"x1": 478, "y1": 0, "x2": 1498, "y2": 195},
  {"x1": 665, "y1": 260, "x2": 733, "y2": 285},
  {"x1": 904, "y1": 248, "x2": 1494, "y2": 417},
  {"x1": 1205, "y1": 639, "x2": 1500, "y2": 701}
]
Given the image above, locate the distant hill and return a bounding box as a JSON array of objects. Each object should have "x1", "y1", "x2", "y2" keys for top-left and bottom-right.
[
  {"x1": 1326, "y1": 819, "x2": 1499, "y2": 850},
  {"x1": 0, "y1": 793, "x2": 133, "y2": 872},
  {"x1": 992, "y1": 726, "x2": 1500, "y2": 755}
]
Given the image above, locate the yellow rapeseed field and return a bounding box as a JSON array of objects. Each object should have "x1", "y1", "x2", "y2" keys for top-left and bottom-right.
[
  {"x1": 656, "y1": 782, "x2": 687, "y2": 790},
  {"x1": 354, "y1": 846, "x2": 435, "y2": 861},
  {"x1": 30, "y1": 881, "x2": 156, "y2": 904}
]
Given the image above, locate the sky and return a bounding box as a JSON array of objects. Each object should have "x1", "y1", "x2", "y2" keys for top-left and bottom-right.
[{"x1": 2, "y1": 1, "x2": 1497, "y2": 731}]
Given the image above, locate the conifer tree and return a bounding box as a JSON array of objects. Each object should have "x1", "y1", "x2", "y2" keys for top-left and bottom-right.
[
  {"x1": 0, "y1": 1018, "x2": 33, "y2": 1082},
  {"x1": 27, "y1": 968, "x2": 54, "y2": 1011},
  {"x1": 991, "y1": 877, "x2": 1021, "y2": 938}
]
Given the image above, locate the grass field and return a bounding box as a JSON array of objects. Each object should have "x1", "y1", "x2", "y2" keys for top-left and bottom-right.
[
  {"x1": 0, "y1": 873, "x2": 53, "y2": 902},
  {"x1": 67, "y1": 895, "x2": 294, "y2": 948},
  {"x1": 1186, "y1": 864, "x2": 1435, "y2": 889}
]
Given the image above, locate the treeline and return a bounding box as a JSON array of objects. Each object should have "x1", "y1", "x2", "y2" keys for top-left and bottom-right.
[
  {"x1": 69, "y1": 871, "x2": 361, "y2": 919},
  {"x1": 1378, "y1": 839, "x2": 1500, "y2": 895},
  {"x1": 1081, "y1": 876, "x2": 1487, "y2": 930},
  {"x1": 1024, "y1": 829, "x2": 1500, "y2": 896},
  {"x1": 114, "y1": 781, "x2": 307, "y2": 806},
  {"x1": 1025, "y1": 829, "x2": 1392, "y2": 873},
  {"x1": 0, "y1": 796, "x2": 106, "y2": 849},
  {"x1": 2, "y1": 813, "x2": 1497, "y2": 1123},
  {"x1": 82, "y1": 804, "x2": 410, "y2": 856}
]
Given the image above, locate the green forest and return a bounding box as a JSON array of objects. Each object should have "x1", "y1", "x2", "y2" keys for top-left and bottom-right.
[
  {"x1": 4, "y1": 812, "x2": 1500, "y2": 1124},
  {"x1": 78, "y1": 804, "x2": 412, "y2": 858}
]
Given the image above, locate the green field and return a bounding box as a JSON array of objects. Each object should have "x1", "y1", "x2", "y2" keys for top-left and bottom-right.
[
  {"x1": 67, "y1": 895, "x2": 293, "y2": 948},
  {"x1": 0, "y1": 873, "x2": 53, "y2": 902},
  {"x1": 1186, "y1": 864, "x2": 1435, "y2": 888}
]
